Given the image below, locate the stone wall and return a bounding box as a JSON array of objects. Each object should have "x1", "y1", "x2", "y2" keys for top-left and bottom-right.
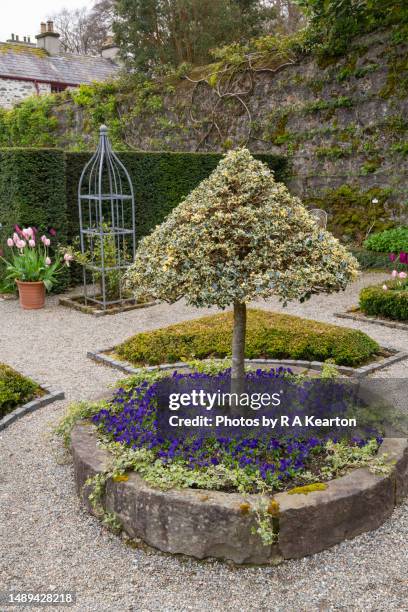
[
  {"x1": 0, "y1": 78, "x2": 50, "y2": 109},
  {"x1": 4, "y1": 27, "x2": 408, "y2": 234},
  {"x1": 120, "y1": 30, "x2": 407, "y2": 219}
]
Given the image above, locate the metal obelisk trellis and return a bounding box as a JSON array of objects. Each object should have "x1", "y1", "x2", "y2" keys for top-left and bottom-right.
[{"x1": 78, "y1": 125, "x2": 136, "y2": 310}]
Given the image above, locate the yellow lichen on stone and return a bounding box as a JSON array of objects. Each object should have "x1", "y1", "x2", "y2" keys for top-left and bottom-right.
[
  {"x1": 288, "y1": 483, "x2": 328, "y2": 495},
  {"x1": 239, "y1": 502, "x2": 251, "y2": 514},
  {"x1": 267, "y1": 499, "x2": 280, "y2": 516},
  {"x1": 113, "y1": 474, "x2": 129, "y2": 482}
]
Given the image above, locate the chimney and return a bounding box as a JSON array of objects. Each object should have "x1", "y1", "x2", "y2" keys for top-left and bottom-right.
[
  {"x1": 36, "y1": 20, "x2": 61, "y2": 55},
  {"x1": 7, "y1": 32, "x2": 35, "y2": 46},
  {"x1": 101, "y1": 36, "x2": 120, "y2": 62}
]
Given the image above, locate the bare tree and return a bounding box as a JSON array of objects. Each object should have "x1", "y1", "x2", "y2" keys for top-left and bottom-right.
[{"x1": 51, "y1": 1, "x2": 115, "y2": 56}]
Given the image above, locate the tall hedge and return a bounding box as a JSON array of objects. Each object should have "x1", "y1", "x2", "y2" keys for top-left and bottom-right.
[
  {"x1": 1, "y1": 148, "x2": 287, "y2": 246},
  {"x1": 0, "y1": 148, "x2": 67, "y2": 240},
  {"x1": 65, "y1": 151, "x2": 288, "y2": 242}
]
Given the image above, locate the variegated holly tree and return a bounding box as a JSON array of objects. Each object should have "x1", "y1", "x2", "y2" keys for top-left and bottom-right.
[{"x1": 125, "y1": 149, "x2": 358, "y2": 381}]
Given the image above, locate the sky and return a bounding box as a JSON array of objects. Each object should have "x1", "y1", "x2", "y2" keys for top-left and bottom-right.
[{"x1": 0, "y1": 0, "x2": 93, "y2": 43}]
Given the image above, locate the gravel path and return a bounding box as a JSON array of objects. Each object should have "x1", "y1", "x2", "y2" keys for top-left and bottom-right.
[{"x1": 0, "y1": 272, "x2": 407, "y2": 611}]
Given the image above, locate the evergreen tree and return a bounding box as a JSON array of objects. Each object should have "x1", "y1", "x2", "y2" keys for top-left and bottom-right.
[{"x1": 126, "y1": 149, "x2": 358, "y2": 381}]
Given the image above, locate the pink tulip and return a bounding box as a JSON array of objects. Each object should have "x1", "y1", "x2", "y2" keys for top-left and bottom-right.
[
  {"x1": 28, "y1": 239, "x2": 35, "y2": 247},
  {"x1": 382, "y1": 285, "x2": 388, "y2": 291},
  {"x1": 64, "y1": 253, "x2": 73, "y2": 267},
  {"x1": 45, "y1": 257, "x2": 51, "y2": 266},
  {"x1": 16, "y1": 239, "x2": 26, "y2": 249},
  {"x1": 13, "y1": 232, "x2": 19, "y2": 243},
  {"x1": 41, "y1": 235, "x2": 51, "y2": 246},
  {"x1": 22, "y1": 227, "x2": 33, "y2": 239},
  {"x1": 14, "y1": 224, "x2": 23, "y2": 237},
  {"x1": 391, "y1": 270, "x2": 398, "y2": 278},
  {"x1": 399, "y1": 272, "x2": 407, "y2": 279},
  {"x1": 7, "y1": 238, "x2": 14, "y2": 247}
]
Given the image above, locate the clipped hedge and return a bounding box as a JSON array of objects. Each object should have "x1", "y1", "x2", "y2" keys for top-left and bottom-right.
[
  {"x1": 65, "y1": 151, "x2": 288, "y2": 242},
  {"x1": 0, "y1": 148, "x2": 67, "y2": 240},
  {"x1": 0, "y1": 149, "x2": 69, "y2": 291},
  {"x1": 0, "y1": 148, "x2": 286, "y2": 289},
  {"x1": 0, "y1": 364, "x2": 40, "y2": 419},
  {"x1": 116, "y1": 309, "x2": 379, "y2": 367},
  {"x1": 0, "y1": 148, "x2": 286, "y2": 245},
  {"x1": 360, "y1": 282, "x2": 408, "y2": 321},
  {"x1": 363, "y1": 227, "x2": 408, "y2": 253}
]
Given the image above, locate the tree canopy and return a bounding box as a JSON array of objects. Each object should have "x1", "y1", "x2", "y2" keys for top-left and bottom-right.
[{"x1": 125, "y1": 148, "x2": 358, "y2": 309}]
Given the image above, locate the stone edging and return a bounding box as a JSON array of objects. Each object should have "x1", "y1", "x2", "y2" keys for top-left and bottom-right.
[
  {"x1": 0, "y1": 387, "x2": 65, "y2": 431},
  {"x1": 59, "y1": 296, "x2": 158, "y2": 317},
  {"x1": 335, "y1": 309, "x2": 408, "y2": 331},
  {"x1": 87, "y1": 347, "x2": 408, "y2": 378},
  {"x1": 71, "y1": 423, "x2": 408, "y2": 564}
]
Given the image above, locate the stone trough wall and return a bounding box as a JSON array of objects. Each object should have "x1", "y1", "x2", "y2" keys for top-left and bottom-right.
[{"x1": 72, "y1": 424, "x2": 408, "y2": 565}]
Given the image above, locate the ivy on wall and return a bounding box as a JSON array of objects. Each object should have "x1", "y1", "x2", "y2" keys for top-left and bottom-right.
[{"x1": 303, "y1": 185, "x2": 396, "y2": 244}]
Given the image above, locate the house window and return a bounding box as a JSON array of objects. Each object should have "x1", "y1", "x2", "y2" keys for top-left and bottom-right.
[{"x1": 51, "y1": 83, "x2": 67, "y2": 93}]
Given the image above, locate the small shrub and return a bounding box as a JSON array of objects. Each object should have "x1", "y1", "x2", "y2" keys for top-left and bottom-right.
[
  {"x1": 364, "y1": 227, "x2": 408, "y2": 253},
  {"x1": 0, "y1": 364, "x2": 39, "y2": 419},
  {"x1": 360, "y1": 282, "x2": 408, "y2": 321},
  {"x1": 116, "y1": 309, "x2": 379, "y2": 367}
]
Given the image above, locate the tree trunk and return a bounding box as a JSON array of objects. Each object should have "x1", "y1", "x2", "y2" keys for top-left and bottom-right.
[{"x1": 231, "y1": 302, "x2": 246, "y2": 401}]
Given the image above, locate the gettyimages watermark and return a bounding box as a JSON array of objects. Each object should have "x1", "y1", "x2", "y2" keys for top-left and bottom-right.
[{"x1": 154, "y1": 376, "x2": 408, "y2": 440}]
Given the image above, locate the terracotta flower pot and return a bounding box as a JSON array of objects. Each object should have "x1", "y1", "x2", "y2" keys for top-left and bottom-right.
[{"x1": 16, "y1": 280, "x2": 46, "y2": 310}]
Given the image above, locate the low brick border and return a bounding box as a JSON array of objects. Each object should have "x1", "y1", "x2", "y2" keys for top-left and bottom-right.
[
  {"x1": 0, "y1": 387, "x2": 65, "y2": 431},
  {"x1": 72, "y1": 424, "x2": 408, "y2": 564},
  {"x1": 59, "y1": 296, "x2": 158, "y2": 317},
  {"x1": 336, "y1": 309, "x2": 408, "y2": 331},
  {"x1": 87, "y1": 347, "x2": 408, "y2": 378}
]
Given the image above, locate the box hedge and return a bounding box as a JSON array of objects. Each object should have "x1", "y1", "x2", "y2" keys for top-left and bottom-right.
[
  {"x1": 116, "y1": 309, "x2": 379, "y2": 367},
  {"x1": 360, "y1": 282, "x2": 408, "y2": 321},
  {"x1": 0, "y1": 364, "x2": 40, "y2": 419}
]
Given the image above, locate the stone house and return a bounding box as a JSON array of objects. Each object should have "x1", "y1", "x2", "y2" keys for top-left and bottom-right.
[{"x1": 0, "y1": 21, "x2": 120, "y2": 109}]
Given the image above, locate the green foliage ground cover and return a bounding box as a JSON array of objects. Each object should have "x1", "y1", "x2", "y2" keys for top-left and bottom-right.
[
  {"x1": 0, "y1": 364, "x2": 40, "y2": 419},
  {"x1": 116, "y1": 309, "x2": 379, "y2": 367}
]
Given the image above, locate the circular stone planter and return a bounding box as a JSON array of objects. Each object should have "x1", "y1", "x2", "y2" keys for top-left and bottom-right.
[{"x1": 71, "y1": 424, "x2": 408, "y2": 565}]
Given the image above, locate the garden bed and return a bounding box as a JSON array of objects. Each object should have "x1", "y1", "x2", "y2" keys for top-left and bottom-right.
[
  {"x1": 70, "y1": 367, "x2": 408, "y2": 566},
  {"x1": 0, "y1": 363, "x2": 64, "y2": 430},
  {"x1": 59, "y1": 295, "x2": 158, "y2": 317},
  {"x1": 87, "y1": 309, "x2": 407, "y2": 377}
]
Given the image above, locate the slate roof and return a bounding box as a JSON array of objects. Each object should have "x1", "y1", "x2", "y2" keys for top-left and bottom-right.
[{"x1": 0, "y1": 43, "x2": 119, "y2": 85}]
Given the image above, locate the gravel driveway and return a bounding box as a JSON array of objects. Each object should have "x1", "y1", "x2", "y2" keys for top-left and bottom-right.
[{"x1": 0, "y1": 272, "x2": 407, "y2": 611}]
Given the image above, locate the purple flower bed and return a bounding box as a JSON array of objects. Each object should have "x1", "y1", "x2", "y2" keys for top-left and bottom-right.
[{"x1": 92, "y1": 368, "x2": 376, "y2": 493}]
